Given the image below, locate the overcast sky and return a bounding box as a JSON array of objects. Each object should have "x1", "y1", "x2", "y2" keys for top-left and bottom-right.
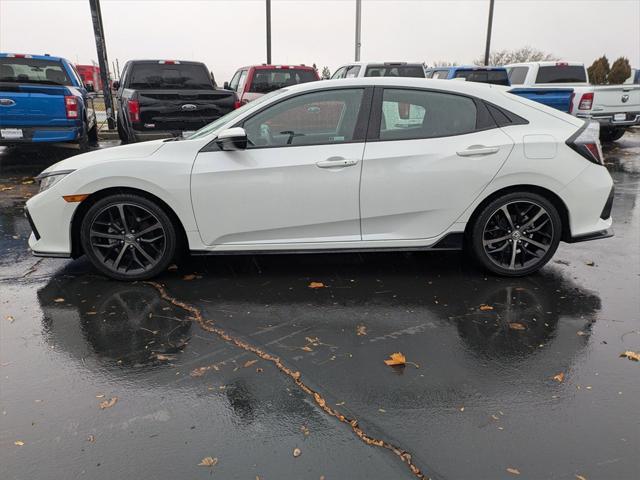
[{"x1": 1, "y1": 0, "x2": 639, "y2": 82}]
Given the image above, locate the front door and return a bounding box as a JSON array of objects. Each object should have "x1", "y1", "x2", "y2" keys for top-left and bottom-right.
[{"x1": 191, "y1": 87, "x2": 371, "y2": 246}]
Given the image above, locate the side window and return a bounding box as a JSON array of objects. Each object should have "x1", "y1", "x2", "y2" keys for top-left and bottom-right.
[
  {"x1": 243, "y1": 88, "x2": 364, "y2": 148},
  {"x1": 433, "y1": 70, "x2": 449, "y2": 79},
  {"x1": 331, "y1": 67, "x2": 347, "y2": 79},
  {"x1": 507, "y1": 66, "x2": 528, "y2": 85},
  {"x1": 228, "y1": 71, "x2": 241, "y2": 91},
  {"x1": 424, "y1": 71, "x2": 434, "y2": 78},
  {"x1": 379, "y1": 89, "x2": 477, "y2": 141},
  {"x1": 345, "y1": 66, "x2": 361, "y2": 78},
  {"x1": 237, "y1": 70, "x2": 248, "y2": 93}
]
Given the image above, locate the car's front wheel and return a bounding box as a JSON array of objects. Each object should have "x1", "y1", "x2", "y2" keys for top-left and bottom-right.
[
  {"x1": 80, "y1": 194, "x2": 176, "y2": 281},
  {"x1": 469, "y1": 192, "x2": 562, "y2": 277}
]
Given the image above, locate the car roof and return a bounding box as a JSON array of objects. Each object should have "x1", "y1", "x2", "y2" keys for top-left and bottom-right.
[
  {"x1": 427, "y1": 65, "x2": 508, "y2": 71},
  {"x1": 0, "y1": 53, "x2": 65, "y2": 62},
  {"x1": 338, "y1": 61, "x2": 424, "y2": 67},
  {"x1": 125, "y1": 59, "x2": 206, "y2": 65},
  {"x1": 505, "y1": 61, "x2": 585, "y2": 68},
  {"x1": 239, "y1": 64, "x2": 316, "y2": 70}
]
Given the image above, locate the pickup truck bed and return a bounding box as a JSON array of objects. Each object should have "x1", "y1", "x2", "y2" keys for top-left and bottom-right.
[{"x1": 509, "y1": 87, "x2": 574, "y2": 113}]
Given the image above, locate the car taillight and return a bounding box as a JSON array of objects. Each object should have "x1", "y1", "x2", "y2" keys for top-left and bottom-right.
[
  {"x1": 64, "y1": 96, "x2": 79, "y2": 119},
  {"x1": 566, "y1": 121, "x2": 603, "y2": 165},
  {"x1": 578, "y1": 92, "x2": 594, "y2": 110},
  {"x1": 233, "y1": 100, "x2": 242, "y2": 109},
  {"x1": 128, "y1": 99, "x2": 140, "y2": 122}
]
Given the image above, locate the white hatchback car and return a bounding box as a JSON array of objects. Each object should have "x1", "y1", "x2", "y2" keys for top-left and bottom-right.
[{"x1": 26, "y1": 78, "x2": 614, "y2": 281}]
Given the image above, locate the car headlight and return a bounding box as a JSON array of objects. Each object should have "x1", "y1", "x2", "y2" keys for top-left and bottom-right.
[{"x1": 36, "y1": 170, "x2": 75, "y2": 193}]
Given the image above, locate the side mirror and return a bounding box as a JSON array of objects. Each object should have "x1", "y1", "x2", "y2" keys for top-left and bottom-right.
[
  {"x1": 223, "y1": 81, "x2": 230, "y2": 90},
  {"x1": 84, "y1": 83, "x2": 95, "y2": 92},
  {"x1": 216, "y1": 127, "x2": 247, "y2": 151},
  {"x1": 112, "y1": 80, "x2": 120, "y2": 90}
]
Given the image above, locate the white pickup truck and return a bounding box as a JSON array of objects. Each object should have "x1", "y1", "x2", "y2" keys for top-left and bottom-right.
[{"x1": 506, "y1": 61, "x2": 640, "y2": 142}]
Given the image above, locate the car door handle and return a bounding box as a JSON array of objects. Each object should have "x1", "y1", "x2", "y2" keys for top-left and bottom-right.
[
  {"x1": 456, "y1": 145, "x2": 500, "y2": 157},
  {"x1": 316, "y1": 158, "x2": 359, "y2": 168}
]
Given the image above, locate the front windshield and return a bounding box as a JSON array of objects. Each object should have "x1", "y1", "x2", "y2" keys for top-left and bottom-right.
[{"x1": 188, "y1": 89, "x2": 286, "y2": 140}]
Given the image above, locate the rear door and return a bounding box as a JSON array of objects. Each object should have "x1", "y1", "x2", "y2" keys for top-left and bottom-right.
[
  {"x1": 360, "y1": 87, "x2": 514, "y2": 241},
  {"x1": 191, "y1": 87, "x2": 372, "y2": 246}
]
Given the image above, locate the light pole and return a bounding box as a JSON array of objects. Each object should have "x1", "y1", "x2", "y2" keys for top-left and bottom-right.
[
  {"x1": 266, "y1": 0, "x2": 272, "y2": 64},
  {"x1": 355, "y1": 0, "x2": 361, "y2": 61},
  {"x1": 88, "y1": 0, "x2": 115, "y2": 130},
  {"x1": 483, "y1": 0, "x2": 495, "y2": 66}
]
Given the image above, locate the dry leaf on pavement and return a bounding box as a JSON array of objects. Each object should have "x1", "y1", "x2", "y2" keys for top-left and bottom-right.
[
  {"x1": 620, "y1": 351, "x2": 640, "y2": 362},
  {"x1": 14, "y1": 440, "x2": 25, "y2": 446},
  {"x1": 509, "y1": 322, "x2": 526, "y2": 331},
  {"x1": 356, "y1": 324, "x2": 367, "y2": 336},
  {"x1": 53, "y1": 297, "x2": 65, "y2": 303},
  {"x1": 243, "y1": 359, "x2": 258, "y2": 368},
  {"x1": 293, "y1": 447, "x2": 301, "y2": 457},
  {"x1": 5, "y1": 315, "x2": 14, "y2": 323},
  {"x1": 183, "y1": 274, "x2": 196, "y2": 281},
  {"x1": 308, "y1": 281, "x2": 326, "y2": 289},
  {"x1": 99, "y1": 397, "x2": 118, "y2": 409},
  {"x1": 553, "y1": 372, "x2": 565, "y2": 382},
  {"x1": 506, "y1": 467, "x2": 521, "y2": 475},
  {"x1": 384, "y1": 352, "x2": 406, "y2": 366},
  {"x1": 198, "y1": 456, "x2": 218, "y2": 467},
  {"x1": 575, "y1": 475, "x2": 588, "y2": 480},
  {"x1": 479, "y1": 304, "x2": 494, "y2": 311}
]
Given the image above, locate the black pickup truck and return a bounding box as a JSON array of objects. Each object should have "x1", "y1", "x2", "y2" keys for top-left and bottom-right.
[{"x1": 113, "y1": 60, "x2": 237, "y2": 143}]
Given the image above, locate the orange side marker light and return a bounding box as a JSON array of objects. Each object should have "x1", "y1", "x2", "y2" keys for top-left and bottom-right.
[{"x1": 63, "y1": 194, "x2": 89, "y2": 203}]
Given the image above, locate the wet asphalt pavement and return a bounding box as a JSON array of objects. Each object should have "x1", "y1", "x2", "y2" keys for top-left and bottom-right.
[{"x1": 1, "y1": 134, "x2": 639, "y2": 480}]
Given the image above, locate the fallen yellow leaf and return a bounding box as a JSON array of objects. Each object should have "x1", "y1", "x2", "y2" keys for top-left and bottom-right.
[
  {"x1": 384, "y1": 352, "x2": 406, "y2": 366},
  {"x1": 243, "y1": 359, "x2": 258, "y2": 368},
  {"x1": 198, "y1": 456, "x2": 218, "y2": 467},
  {"x1": 553, "y1": 372, "x2": 565, "y2": 382},
  {"x1": 14, "y1": 440, "x2": 25, "y2": 446},
  {"x1": 293, "y1": 447, "x2": 301, "y2": 457},
  {"x1": 356, "y1": 324, "x2": 367, "y2": 336},
  {"x1": 301, "y1": 346, "x2": 313, "y2": 352},
  {"x1": 479, "y1": 304, "x2": 494, "y2": 311},
  {"x1": 620, "y1": 351, "x2": 640, "y2": 362},
  {"x1": 575, "y1": 475, "x2": 588, "y2": 480},
  {"x1": 183, "y1": 274, "x2": 196, "y2": 281},
  {"x1": 506, "y1": 467, "x2": 521, "y2": 475},
  {"x1": 53, "y1": 297, "x2": 65, "y2": 303},
  {"x1": 99, "y1": 397, "x2": 118, "y2": 409},
  {"x1": 509, "y1": 322, "x2": 526, "y2": 331},
  {"x1": 308, "y1": 281, "x2": 326, "y2": 289}
]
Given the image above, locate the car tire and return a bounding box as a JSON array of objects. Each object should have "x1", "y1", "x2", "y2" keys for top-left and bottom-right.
[
  {"x1": 117, "y1": 117, "x2": 129, "y2": 144},
  {"x1": 77, "y1": 121, "x2": 90, "y2": 152},
  {"x1": 599, "y1": 127, "x2": 625, "y2": 143},
  {"x1": 88, "y1": 121, "x2": 99, "y2": 145},
  {"x1": 469, "y1": 192, "x2": 562, "y2": 277},
  {"x1": 80, "y1": 193, "x2": 177, "y2": 281}
]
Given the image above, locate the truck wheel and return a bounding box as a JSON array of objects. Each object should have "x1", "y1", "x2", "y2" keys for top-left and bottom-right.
[
  {"x1": 77, "y1": 122, "x2": 90, "y2": 152},
  {"x1": 80, "y1": 193, "x2": 177, "y2": 281},
  {"x1": 88, "y1": 122, "x2": 99, "y2": 145},
  {"x1": 117, "y1": 118, "x2": 129, "y2": 144},
  {"x1": 469, "y1": 192, "x2": 562, "y2": 277},
  {"x1": 600, "y1": 127, "x2": 625, "y2": 143}
]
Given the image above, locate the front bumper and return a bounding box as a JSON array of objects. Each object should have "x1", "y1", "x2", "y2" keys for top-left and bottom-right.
[
  {"x1": 25, "y1": 193, "x2": 77, "y2": 257},
  {"x1": 576, "y1": 112, "x2": 640, "y2": 127},
  {"x1": 0, "y1": 126, "x2": 82, "y2": 144}
]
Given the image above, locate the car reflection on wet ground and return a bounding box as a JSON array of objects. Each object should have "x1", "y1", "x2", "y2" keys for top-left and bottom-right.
[{"x1": 1, "y1": 133, "x2": 639, "y2": 480}]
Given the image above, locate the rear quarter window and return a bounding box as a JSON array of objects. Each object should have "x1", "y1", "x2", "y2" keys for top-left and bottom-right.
[
  {"x1": 507, "y1": 66, "x2": 528, "y2": 85},
  {"x1": 248, "y1": 69, "x2": 318, "y2": 93},
  {"x1": 128, "y1": 63, "x2": 213, "y2": 90},
  {"x1": 365, "y1": 65, "x2": 425, "y2": 78}
]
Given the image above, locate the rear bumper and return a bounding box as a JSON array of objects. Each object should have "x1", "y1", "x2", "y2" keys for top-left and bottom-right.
[
  {"x1": 0, "y1": 126, "x2": 82, "y2": 144},
  {"x1": 576, "y1": 112, "x2": 640, "y2": 127}
]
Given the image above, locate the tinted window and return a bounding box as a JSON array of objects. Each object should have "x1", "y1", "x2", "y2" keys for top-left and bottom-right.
[
  {"x1": 243, "y1": 89, "x2": 364, "y2": 147},
  {"x1": 0, "y1": 57, "x2": 71, "y2": 86},
  {"x1": 128, "y1": 63, "x2": 213, "y2": 89},
  {"x1": 248, "y1": 68, "x2": 317, "y2": 93},
  {"x1": 365, "y1": 65, "x2": 425, "y2": 78},
  {"x1": 432, "y1": 70, "x2": 450, "y2": 79},
  {"x1": 535, "y1": 65, "x2": 586, "y2": 83},
  {"x1": 454, "y1": 69, "x2": 510, "y2": 86},
  {"x1": 507, "y1": 66, "x2": 528, "y2": 85},
  {"x1": 331, "y1": 67, "x2": 347, "y2": 79},
  {"x1": 379, "y1": 89, "x2": 477, "y2": 140}
]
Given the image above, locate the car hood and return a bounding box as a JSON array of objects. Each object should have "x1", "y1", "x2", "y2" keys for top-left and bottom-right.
[{"x1": 40, "y1": 140, "x2": 166, "y2": 176}]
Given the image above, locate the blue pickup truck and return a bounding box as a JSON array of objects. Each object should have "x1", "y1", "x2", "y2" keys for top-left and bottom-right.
[{"x1": 0, "y1": 53, "x2": 97, "y2": 149}]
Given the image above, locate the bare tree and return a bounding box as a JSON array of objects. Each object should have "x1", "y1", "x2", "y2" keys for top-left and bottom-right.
[
  {"x1": 475, "y1": 46, "x2": 558, "y2": 66},
  {"x1": 321, "y1": 66, "x2": 331, "y2": 79},
  {"x1": 431, "y1": 60, "x2": 459, "y2": 67}
]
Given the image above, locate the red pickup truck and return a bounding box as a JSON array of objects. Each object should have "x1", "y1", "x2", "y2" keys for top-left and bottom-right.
[{"x1": 224, "y1": 64, "x2": 319, "y2": 105}]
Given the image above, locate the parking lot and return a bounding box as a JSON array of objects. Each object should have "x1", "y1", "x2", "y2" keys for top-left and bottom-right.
[{"x1": 1, "y1": 132, "x2": 639, "y2": 479}]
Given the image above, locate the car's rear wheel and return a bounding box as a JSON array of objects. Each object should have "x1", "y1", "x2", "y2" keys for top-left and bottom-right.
[
  {"x1": 80, "y1": 194, "x2": 176, "y2": 281},
  {"x1": 117, "y1": 117, "x2": 129, "y2": 144},
  {"x1": 469, "y1": 192, "x2": 562, "y2": 277}
]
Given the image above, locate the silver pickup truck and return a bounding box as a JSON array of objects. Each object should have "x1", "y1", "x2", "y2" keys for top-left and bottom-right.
[{"x1": 506, "y1": 61, "x2": 640, "y2": 142}]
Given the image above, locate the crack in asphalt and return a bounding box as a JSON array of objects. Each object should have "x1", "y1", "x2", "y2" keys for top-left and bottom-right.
[{"x1": 146, "y1": 281, "x2": 430, "y2": 480}]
